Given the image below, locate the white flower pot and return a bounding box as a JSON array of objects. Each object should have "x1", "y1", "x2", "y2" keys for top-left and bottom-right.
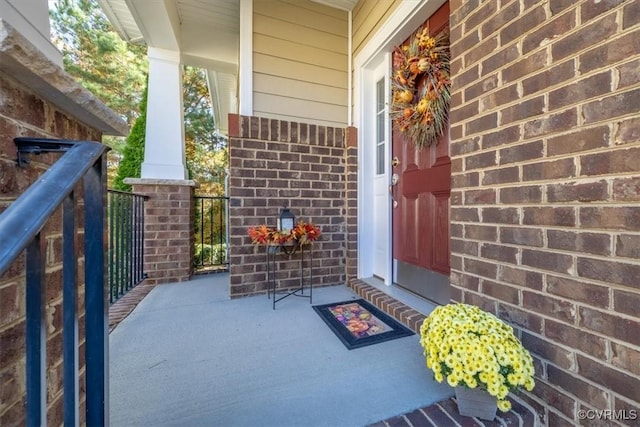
[{"x1": 455, "y1": 386, "x2": 497, "y2": 421}]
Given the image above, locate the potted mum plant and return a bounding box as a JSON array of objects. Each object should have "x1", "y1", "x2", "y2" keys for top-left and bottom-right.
[{"x1": 419, "y1": 303, "x2": 535, "y2": 420}]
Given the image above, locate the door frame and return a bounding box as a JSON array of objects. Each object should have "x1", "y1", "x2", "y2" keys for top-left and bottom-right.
[{"x1": 354, "y1": 0, "x2": 448, "y2": 283}]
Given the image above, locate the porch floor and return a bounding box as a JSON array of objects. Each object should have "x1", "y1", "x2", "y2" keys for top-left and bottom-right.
[{"x1": 109, "y1": 274, "x2": 536, "y2": 426}]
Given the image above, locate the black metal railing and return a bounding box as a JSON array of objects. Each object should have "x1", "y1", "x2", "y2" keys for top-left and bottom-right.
[
  {"x1": 194, "y1": 195, "x2": 229, "y2": 271},
  {"x1": 107, "y1": 189, "x2": 148, "y2": 304},
  {"x1": 0, "y1": 138, "x2": 109, "y2": 426}
]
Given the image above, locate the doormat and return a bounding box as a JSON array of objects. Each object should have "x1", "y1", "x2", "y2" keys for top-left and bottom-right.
[{"x1": 313, "y1": 299, "x2": 414, "y2": 350}]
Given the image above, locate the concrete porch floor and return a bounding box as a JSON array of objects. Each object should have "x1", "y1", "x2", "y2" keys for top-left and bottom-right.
[{"x1": 109, "y1": 274, "x2": 536, "y2": 426}]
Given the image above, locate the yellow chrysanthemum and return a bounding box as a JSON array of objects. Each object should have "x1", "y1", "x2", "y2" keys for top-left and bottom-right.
[{"x1": 497, "y1": 399, "x2": 512, "y2": 412}]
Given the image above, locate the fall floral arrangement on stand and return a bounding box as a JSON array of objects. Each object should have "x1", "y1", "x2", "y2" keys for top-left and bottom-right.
[
  {"x1": 420, "y1": 303, "x2": 535, "y2": 417},
  {"x1": 247, "y1": 221, "x2": 321, "y2": 247},
  {"x1": 391, "y1": 26, "x2": 450, "y2": 148}
]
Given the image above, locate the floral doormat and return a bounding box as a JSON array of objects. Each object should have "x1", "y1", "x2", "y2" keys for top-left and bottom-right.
[{"x1": 313, "y1": 299, "x2": 414, "y2": 350}]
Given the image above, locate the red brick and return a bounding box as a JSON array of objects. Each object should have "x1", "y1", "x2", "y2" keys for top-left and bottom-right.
[
  {"x1": 500, "y1": 265, "x2": 543, "y2": 290},
  {"x1": 580, "y1": 206, "x2": 640, "y2": 231},
  {"x1": 611, "y1": 342, "x2": 640, "y2": 376},
  {"x1": 583, "y1": 88, "x2": 640, "y2": 124},
  {"x1": 481, "y1": 243, "x2": 518, "y2": 264},
  {"x1": 482, "y1": 207, "x2": 519, "y2": 224},
  {"x1": 503, "y1": 50, "x2": 548, "y2": 83},
  {"x1": 547, "y1": 364, "x2": 610, "y2": 409},
  {"x1": 616, "y1": 234, "x2": 640, "y2": 258},
  {"x1": 523, "y1": 206, "x2": 575, "y2": 227},
  {"x1": 580, "y1": 28, "x2": 640, "y2": 74},
  {"x1": 522, "y1": 248, "x2": 574, "y2": 275},
  {"x1": 615, "y1": 116, "x2": 640, "y2": 145},
  {"x1": 497, "y1": 303, "x2": 543, "y2": 332},
  {"x1": 479, "y1": 83, "x2": 519, "y2": 112},
  {"x1": 547, "y1": 275, "x2": 610, "y2": 308},
  {"x1": 481, "y1": 44, "x2": 520, "y2": 77},
  {"x1": 578, "y1": 257, "x2": 640, "y2": 291},
  {"x1": 578, "y1": 354, "x2": 640, "y2": 403},
  {"x1": 548, "y1": 126, "x2": 610, "y2": 157},
  {"x1": 464, "y1": 258, "x2": 498, "y2": 279},
  {"x1": 500, "y1": 5, "x2": 546, "y2": 47},
  {"x1": 552, "y1": 13, "x2": 617, "y2": 61},
  {"x1": 547, "y1": 319, "x2": 607, "y2": 359},
  {"x1": 523, "y1": 333, "x2": 574, "y2": 370},
  {"x1": 614, "y1": 289, "x2": 640, "y2": 318},
  {"x1": 451, "y1": 238, "x2": 478, "y2": 256},
  {"x1": 482, "y1": 166, "x2": 519, "y2": 185},
  {"x1": 464, "y1": 188, "x2": 496, "y2": 204},
  {"x1": 481, "y1": 1, "x2": 520, "y2": 38},
  {"x1": 452, "y1": 172, "x2": 479, "y2": 188},
  {"x1": 530, "y1": 380, "x2": 577, "y2": 420},
  {"x1": 465, "y1": 75, "x2": 499, "y2": 102},
  {"x1": 500, "y1": 140, "x2": 544, "y2": 164},
  {"x1": 523, "y1": 9, "x2": 576, "y2": 54},
  {"x1": 464, "y1": 36, "x2": 498, "y2": 67},
  {"x1": 465, "y1": 224, "x2": 498, "y2": 242},
  {"x1": 523, "y1": 158, "x2": 576, "y2": 181},
  {"x1": 500, "y1": 185, "x2": 542, "y2": 204},
  {"x1": 482, "y1": 279, "x2": 519, "y2": 303},
  {"x1": 450, "y1": 100, "x2": 479, "y2": 123},
  {"x1": 452, "y1": 64, "x2": 479, "y2": 90},
  {"x1": 500, "y1": 226, "x2": 543, "y2": 247},
  {"x1": 450, "y1": 207, "x2": 479, "y2": 222},
  {"x1": 524, "y1": 109, "x2": 577, "y2": 139},
  {"x1": 624, "y1": 0, "x2": 640, "y2": 29},
  {"x1": 500, "y1": 97, "x2": 545, "y2": 125},
  {"x1": 522, "y1": 59, "x2": 576, "y2": 97},
  {"x1": 547, "y1": 230, "x2": 611, "y2": 257},
  {"x1": 547, "y1": 180, "x2": 609, "y2": 203},
  {"x1": 580, "y1": 306, "x2": 640, "y2": 347},
  {"x1": 583, "y1": 146, "x2": 640, "y2": 175},
  {"x1": 618, "y1": 58, "x2": 640, "y2": 90},
  {"x1": 549, "y1": 72, "x2": 612, "y2": 111},
  {"x1": 482, "y1": 125, "x2": 520, "y2": 148}
]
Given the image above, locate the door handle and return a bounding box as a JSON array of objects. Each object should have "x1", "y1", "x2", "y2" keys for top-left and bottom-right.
[{"x1": 389, "y1": 173, "x2": 399, "y2": 208}]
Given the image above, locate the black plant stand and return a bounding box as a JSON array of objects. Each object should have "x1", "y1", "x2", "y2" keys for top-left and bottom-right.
[{"x1": 266, "y1": 243, "x2": 313, "y2": 310}]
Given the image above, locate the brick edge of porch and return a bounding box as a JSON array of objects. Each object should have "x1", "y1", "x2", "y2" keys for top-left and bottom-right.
[{"x1": 348, "y1": 279, "x2": 538, "y2": 427}]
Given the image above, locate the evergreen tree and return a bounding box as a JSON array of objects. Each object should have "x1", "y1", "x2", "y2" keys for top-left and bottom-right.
[{"x1": 113, "y1": 84, "x2": 147, "y2": 191}]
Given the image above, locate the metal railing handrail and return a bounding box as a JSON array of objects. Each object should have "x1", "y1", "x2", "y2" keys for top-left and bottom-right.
[
  {"x1": 0, "y1": 138, "x2": 110, "y2": 426},
  {"x1": 0, "y1": 141, "x2": 107, "y2": 273}
]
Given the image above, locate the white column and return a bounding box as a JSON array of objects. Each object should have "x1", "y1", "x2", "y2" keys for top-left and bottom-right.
[
  {"x1": 238, "y1": 0, "x2": 252, "y2": 116},
  {"x1": 141, "y1": 47, "x2": 187, "y2": 180}
]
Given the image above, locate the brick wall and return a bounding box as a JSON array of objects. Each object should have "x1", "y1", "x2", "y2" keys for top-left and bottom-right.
[
  {"x1": 0, "y1": 73, "x2": 102, "y2": 425},
  {"x1": 449, "y1": 1, "x2": 640, "y2": 425},
  {"x1": 228, "y1": 114, "x2": 357, "y2": 298}
]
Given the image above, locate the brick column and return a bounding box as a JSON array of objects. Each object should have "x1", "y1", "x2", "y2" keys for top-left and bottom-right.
[
  {"x1": 126, "y1": 179, "x2": 197, "y2": 284},
  {"x1": 345, "y1": 126, "x2": 358, "y2": 284}
]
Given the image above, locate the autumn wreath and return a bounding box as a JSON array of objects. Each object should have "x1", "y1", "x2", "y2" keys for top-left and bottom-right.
[
  {"x1": 390, "y1": 27, "x2": 450, "y2": 148},
  {"x1": 247, "y1": 221, "x2": 321, "y2": 246}
]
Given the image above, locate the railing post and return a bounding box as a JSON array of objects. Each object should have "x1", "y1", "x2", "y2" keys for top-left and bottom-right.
[
  {"x1": 84, "y1": 157, "x2": 109, "y2": 426},
  {"x1": 63, "y1": 192, "x2": 79, "y2": 427},
  {"x1": 25, "y1": 233, "x2": 46, "y2": 427}
]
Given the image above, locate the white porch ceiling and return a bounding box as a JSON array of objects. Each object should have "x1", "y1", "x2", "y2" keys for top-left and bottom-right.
[{"x1": 97, "y1": 0, "x2": 358, "y2": 133}]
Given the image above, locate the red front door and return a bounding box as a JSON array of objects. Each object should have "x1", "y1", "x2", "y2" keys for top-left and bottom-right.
[
  {"x1": 391, "y1": 3, "x2": 451, "y2": 304},
  {"x1": 392, "y1": 127, "x2": 451, "y2": 274}
]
